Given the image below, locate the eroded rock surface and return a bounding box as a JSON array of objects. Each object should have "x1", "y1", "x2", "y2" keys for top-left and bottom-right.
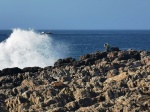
[{"x1": 0, "y1": 50, "x2": 150, "y2": 112}]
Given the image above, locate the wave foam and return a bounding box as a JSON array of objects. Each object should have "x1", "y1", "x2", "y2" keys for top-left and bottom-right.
[{"x1": 0, "y1": 29, "x2": 69, "y2": 69}]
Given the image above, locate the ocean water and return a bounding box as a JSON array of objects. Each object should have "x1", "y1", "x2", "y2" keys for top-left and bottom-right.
[{"x1": 0, "y1": 29, "x2": 150, "y2": 69}]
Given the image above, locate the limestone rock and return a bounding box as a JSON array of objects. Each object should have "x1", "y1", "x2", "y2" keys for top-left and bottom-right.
[{"x1": 1, "y1": 50, "x2": 150, "y2": 111}]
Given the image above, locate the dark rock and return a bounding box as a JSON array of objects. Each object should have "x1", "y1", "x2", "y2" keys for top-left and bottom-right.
[
  {"x1": 1, "y1": 49, "x2": 150, "y2": 112},
  {"x1": 1, "y1": 76, "x2": 13, "y2": 84},
  {"x1": 0, "y1": 70, "x2": 2, "y2": 77},
  {"x1": 100, "y1": 77, "x2": 106, "y2": 82},
  {"x1": 54, "y1": 57, "x2": 75, "y2": 67},
  {"x1": 44, "y1": 66, "x2": 52, "y2": 70},
  {"x1": 13, "y1": 77, "x2": 22, "y2": 87},
  {"x1": 118, "y1": 51, "x2": 131, "y2": 60},
  {"x1": 99, "y1": 95, "x2": 106, "y2": 102},
  {"x1": 1, "y1": 67, "x2": 23, "y2": 76},
  {"x1": 60, "y1": 75, "x2": 71, "y2": 82},
  {"x1": 104, "y1": 89, "x2": 115, "y2": 101},
  {"x1": 54, "y1": 59, "x2": 63, "y2": 67},
  {"x1": 57, "y1": 94, "x2": 74, "y2": 105},
  {"x1": 79, "y1": 52, "x2": 107, "y2": 61},
  {"x1": 112, "y1": 63, "x2": 120, "y2": 69},
  {"x1": 73, "y1": 61, "x2": 85, "y2": 67},
  {"x1": 0, "y1": 94, "x2": 7, "y2": 101},
  {"x1": 20, "y1": 86, "x2": 29, "y2": 93},
  {"x1": 17, "y1": 74, "x2": 24, "y2": 81},
  {"x1": 84, "y1": 58, "x2": 95, "y2": 65},
  {"x1": 13, "y1": 81, "x2": 21, "y2": 87},
  {"x1": 11, "y1": 88, "x2": 18, "y2": 96},
  {"x1": 52, "y1": 77, "x2": 58, "y2": 81},
  {"x1": 93, "y1": 52, "x2": 106, "y2": 60},
  {"x1": 22, "y1": 91, "x2": 31, "y2": 99},
  {"x1": 77, "y1": 97, "x2": 93, "y2": 107},
  {"x1": 0, "y1": 94, "x2": 7, "y2": 112},
  {"x1": 79, "y1": 54, "x2": 91, "y2": 60},
  {"x1": 110, "y1": 47, "x2": 120, "y2": 51},
  {"x1": 120, "y1": 81, "x2": 128, "y2": 88},
  {"x1": 129, "y1": 51, "x2": 141, "y2": 60},
  {"x1": 22, "y1": 67, "x2": 41, "y2": 73},
  {"x1": 18, "y1": 96, "x2": 29, "y2": 104},
  {"x1": 118, "y1": 51, "x2": 141, "y2": 61}
]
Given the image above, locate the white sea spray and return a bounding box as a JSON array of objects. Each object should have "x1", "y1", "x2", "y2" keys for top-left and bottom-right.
[{"x1": 0, "y1": 28, "x2": 69, "y2": 69}]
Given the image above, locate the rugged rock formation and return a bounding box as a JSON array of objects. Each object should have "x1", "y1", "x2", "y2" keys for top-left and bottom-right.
[{"x1": 0, "y1": 49, "x2": 150, "y2": 112}]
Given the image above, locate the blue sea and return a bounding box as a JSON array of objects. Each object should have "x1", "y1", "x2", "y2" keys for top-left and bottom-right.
[
  {"x1": 48, "y1": 30, "x2": 150, "y2": 58},
  {"x1": 0, "y1": 29, "x2": 150, "y2": 69}
]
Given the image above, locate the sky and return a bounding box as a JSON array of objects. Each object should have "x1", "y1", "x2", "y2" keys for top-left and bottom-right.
[{"x1": 0, "y1": 0, "x2": 150, "y2": 30}]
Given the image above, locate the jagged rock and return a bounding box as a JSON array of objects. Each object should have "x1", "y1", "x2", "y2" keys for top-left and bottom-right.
[
  {"x1": 79, "y1": 54, "x2": 91, "y2": 60},
  {"x1": 110, "y1": 47, "x2": 120, "y2": 51},
  {"x1": 41, "y1": 88, "x2": 57, "y2": 98},
  {"x1": 84, "y1": 58, "x2": 95, "y2": 65},
  {"x1": 112, "y1": 62, "x2": 121, "y2": 69},
  {"x1": 107, "y1": 69, "x2": 118, "y2": 78},
  {"x1": 51, "y1": 81, "x2": 67, "y2": 89},
  {"x1": 73, "y1": 61, "x2": 85, "y2": 67},
  {"x1": 1, "y1": 67, "x2": 23, "y2": 76},
  {"x1": 107, "y1": 51, "x2": 118, "y2": 59},
  {"x1": 129, "y1": 50, "x2": 141, "y2": 60},
  {"x1": 80, "y1": 52, "x2": 107, "y2": 61},
  {"x1": 54, "y1": 57, "x2": 75, "y2": 67},
  {"x1": 65, "y1": 101, "x2": 79, "y2": 111},
  {"x1": 73, "y1": 88, "x2": 91, "y2": 100},
  {"x1": 17, "y1": 96, "x2": 29, "y2": 104},
  {"x1": 22, "y1": 91, "x2": 31, "y2": 99},
  {"x1": 0, "y1": 94, "x2": 7, "y2": 111},
  {"x1": 50, "y1": 107, "x2": 66, "y2": 112},
  {"x1": 1, "y1": 50, "x2": 150, "y2": 111},
  {"x1": 104, "y1": 89, "x2": 115, "y2": 102},
  {"x1": 11, "y1": 88, "x2": 18, "y2": 96},
  {"x1": 60, "y1": 75, "x2": 71, "y2": 82},
  {"x1": 105, "y1": 72, "x2": 127, "y2": 83},
  {"x1": 42, "y1": 99, "x2": 56, "y2": 107},
  {"x1": 142, "y1": 56, "x2": 150, "y2": 65},
  {"x1": 118, "y1": 51, "x2": 131, "y2": 60},
  {"x1": 77, "y1": 97, "x2": 93, "y2": 107},
  {"x1": 43, "y1": 66, "x2": 52, "y2": 70},
  {"x1": 22, "y1": 67, "x2": 41, "y2": 73}
]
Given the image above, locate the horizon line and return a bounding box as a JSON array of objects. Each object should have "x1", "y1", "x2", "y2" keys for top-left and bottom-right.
[{"x1": 1, "y1": 28, "x2": 150, "y2": 31}]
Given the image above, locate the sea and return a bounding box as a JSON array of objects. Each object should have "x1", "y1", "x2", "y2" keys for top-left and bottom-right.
[{"x1": 0, "y1": 29, "x2": 150, "y2": 69}]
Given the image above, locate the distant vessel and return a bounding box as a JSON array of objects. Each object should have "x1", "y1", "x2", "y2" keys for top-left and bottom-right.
[{"x1": 41, "y1": 31, "x2": 53, "y2": 34}]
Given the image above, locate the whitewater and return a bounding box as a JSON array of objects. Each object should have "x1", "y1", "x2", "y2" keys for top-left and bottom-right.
[{"x1": 0, "y1": 29, "x2": 69, "y2": 70}]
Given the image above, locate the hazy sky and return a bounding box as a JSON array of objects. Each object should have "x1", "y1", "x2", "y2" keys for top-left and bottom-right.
[{"x1": 0, "y1": 0, "x2": 150, "y2": 30}]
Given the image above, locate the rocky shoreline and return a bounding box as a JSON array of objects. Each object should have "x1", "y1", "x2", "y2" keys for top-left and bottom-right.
[{"x1": 0, "y1": 49, "x2": 150, "y2": 112}]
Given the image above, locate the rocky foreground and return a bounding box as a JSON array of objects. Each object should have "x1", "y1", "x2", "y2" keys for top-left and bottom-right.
[{"x1": 0, "y1": 49, "x2": 150, "y2": 112}]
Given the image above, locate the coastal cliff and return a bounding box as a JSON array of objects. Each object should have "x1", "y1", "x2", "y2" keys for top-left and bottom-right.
[{"x1": 0, "y1": 49, "x2": 150, "y2": 112}]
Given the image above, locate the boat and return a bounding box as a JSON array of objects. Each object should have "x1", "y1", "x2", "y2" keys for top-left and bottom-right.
[{"x1": 41, "y1": 31, "x2": 53, "y2": 35}]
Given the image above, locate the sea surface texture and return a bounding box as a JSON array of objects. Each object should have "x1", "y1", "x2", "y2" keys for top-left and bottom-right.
[{"x1": 0, "y1": 29, "x2": 150, "y2": 69}]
